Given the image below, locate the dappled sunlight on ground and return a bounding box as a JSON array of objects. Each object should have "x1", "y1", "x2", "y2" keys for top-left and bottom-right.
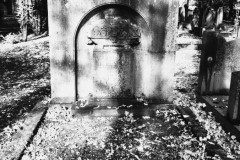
[
  {"x1": 1, "y1": 34, "x2": 240, "y2": 159},
  {"x1": 174, "y1": 35, "x2": 240, "y2": 159},
  {"x1": 22, "y1": 105, "x2": 204, "y2": 160},
  {"x1": 174, "y1": 49, "x2": 200, "y2": 94},
  {"x1": 0, "y1": 40, "x2": 50, "y2": 132}
]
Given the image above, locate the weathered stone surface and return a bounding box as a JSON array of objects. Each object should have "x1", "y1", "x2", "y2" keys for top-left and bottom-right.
[
  {"x1": 198, "y1": 31, "x2": 240, "y2": 95},
  {"x1": 216, "y1": 7, "x2": 223, "y2": 29},
  {"x1": 48, "y1": 0, "x2": 178, "y2": 104},
  {"x1": 227, "y1": 71, "x2": 240, "y2": 124},
  {"x1": 205, "y1": 9, "x2": 216, "y2": 29},
  {"x1": 198, "y1": 31, "x2": 219, "y2": 95}
]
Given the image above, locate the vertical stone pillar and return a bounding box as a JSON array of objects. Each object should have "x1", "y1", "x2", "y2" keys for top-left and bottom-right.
[
  {"x1": 227, "y1": 71, "x2": 240, "y2": 124},
  {"x1": 216, "y1": 7, "x2": 223, "y2": 29}
]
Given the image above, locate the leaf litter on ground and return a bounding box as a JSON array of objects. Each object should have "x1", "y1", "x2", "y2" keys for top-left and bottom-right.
[
  {"x1": 22, "y1": 104, "x2": 206, "y2": 160},
  {"x1": 1, "y1": 34, "x2": 240, "y2": 159},
  {"x1": 0, "y1": 38, "x2": 50, "y2": 157}
]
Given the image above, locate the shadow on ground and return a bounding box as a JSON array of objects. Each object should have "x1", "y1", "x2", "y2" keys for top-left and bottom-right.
[
  {"x1": 0, "y1": 41, "x2": 50, "y2": 132},
  {"x1": 0, "y1": 85, "x2": 50, "y2": 132}
]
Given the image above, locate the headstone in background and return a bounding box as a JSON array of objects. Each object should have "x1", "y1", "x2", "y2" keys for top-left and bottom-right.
[
  {"x1": 191, "y1": 9, "x2": 200, "y2": 35},
  {"x1": 227, "y1": 71, "x2": 240, "y2": 124},
  {"x1": 216, "y1": 7, "x2": 223, "y2": 29},
  {"x1": 179, "y1": 0, "x2": 187, "y2": 23},
  {"x1": 205, "y1": 8, "x2": 216, "y2": 29},
  {"x1": 179, "y1": 6, "x2": 186, "y2": 24},
  {"x1": 201, "y1": 7, "x2": 209, "y2": 29}
]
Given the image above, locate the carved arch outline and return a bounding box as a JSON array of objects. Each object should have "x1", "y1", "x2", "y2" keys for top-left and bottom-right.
[{"x1": 74, "y1": 3, "x2": 150, "y2": 99}]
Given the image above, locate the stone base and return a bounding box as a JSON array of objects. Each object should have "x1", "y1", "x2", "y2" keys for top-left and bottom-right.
[
  {"x1": 88, "y1": 98, "x2": 170, "y2": 106},
  {"x1": 51, "y1": 98, "x2": 171, "y2": 105},
  {"x1": 50, "y1": 97, "x2": 76, "y2": 104},
  {"x1": 71, "y1": 103, "x2": 173, "y2": 118}
]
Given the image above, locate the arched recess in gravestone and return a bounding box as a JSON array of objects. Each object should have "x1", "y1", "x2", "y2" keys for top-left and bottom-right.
[{"x1": 74, "y1": 4, "x2": 151, "y2": 101}]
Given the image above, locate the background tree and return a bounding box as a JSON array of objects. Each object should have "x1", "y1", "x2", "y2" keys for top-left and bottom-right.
[{"x1": 16, "y1": 0, "x2": 48, "y2": 41}]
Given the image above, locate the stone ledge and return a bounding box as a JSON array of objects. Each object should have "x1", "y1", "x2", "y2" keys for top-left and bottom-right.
[
  {"x1": 176, "y1": 104, "x2": 236, "y2": 159},
  {"x1": 176, "y1": 37, "x2": 202, "y2": 45},
  {"x1": 71, "y1": 103, "x2": 174, "y2": 118},
  {"x1": 197, "y1": 94, "x2": 240, "y2": 142},
  {"x1": 0, "y1": 101, "x2": 48, "y2": 160},
  {"x1": 175, "y1": 105, "x2": 207, "y2": 138}
]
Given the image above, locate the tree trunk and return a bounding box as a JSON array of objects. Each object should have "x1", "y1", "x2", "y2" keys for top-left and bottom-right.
[{"x1": 22, "y1": 23, "x2": 28, "y2": 42}]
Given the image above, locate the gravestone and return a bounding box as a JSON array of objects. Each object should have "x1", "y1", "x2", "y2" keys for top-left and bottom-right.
[
  {"x1": 179, "y1": 0, "x2": 187, "y2": 24},
  {"x1": 198, "y1": 31, "x2": 219, "y2": 95},
  {"x1": 179, "y1": 6, "x2": 186, "y2": 24},
  {"x1": 227, "y1": 71, "x2": 240, "y2": 124},
  {"x1": 48, "y1": 0, "x2": 178, "y2": 105},
  {"x1": 205, "y1": 8, "x2": 216, "y2": 30},
  {"x1": 198, "y1": 31, "x2": 240, "y2": 95},
  {"x1": 216, "y1": 7, "x2": 223, "y2": 29}
]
